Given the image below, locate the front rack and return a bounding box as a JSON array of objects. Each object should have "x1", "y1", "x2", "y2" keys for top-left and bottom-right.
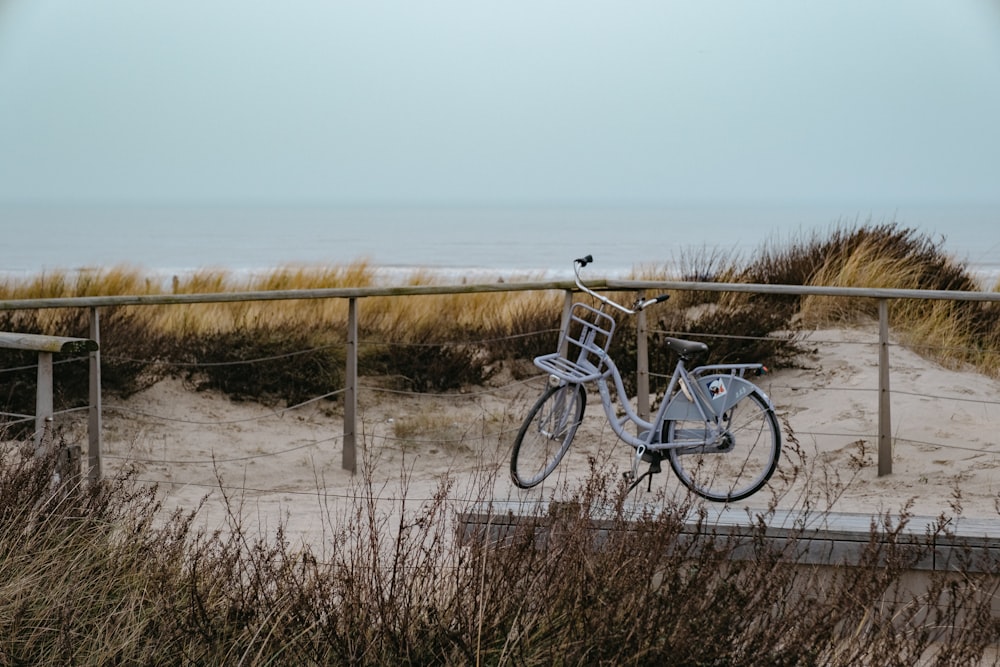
[{"x1": 533, "y1": 302, "x2": 616, "y2": 383}]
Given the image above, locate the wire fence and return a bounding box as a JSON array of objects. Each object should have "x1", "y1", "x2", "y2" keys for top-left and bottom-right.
[
  {"x1": 4, "y1": 326, "x2": 999, "y2": 505},
  {"x1": 3, "y1": 282, "x2": 1000, "y2": 508}
]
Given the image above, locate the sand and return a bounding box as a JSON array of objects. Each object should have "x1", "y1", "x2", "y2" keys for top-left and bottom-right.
[{"x1": 70, "y1": 323, "x2": 1000, "y2": 542}]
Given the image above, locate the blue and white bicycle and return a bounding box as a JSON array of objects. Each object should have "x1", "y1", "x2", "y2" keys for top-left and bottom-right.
[{"x1": 510, "y1": 255, "x2": 780, "y2": 502}]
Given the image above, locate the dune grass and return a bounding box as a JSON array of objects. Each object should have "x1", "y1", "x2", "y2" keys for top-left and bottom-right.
[
  {"x1": 1, "y1": 222, "x2": 998, "y2": 415},
  {"x1": 4, "y1": 224, "x2": 1000, "y2": 663},
  {"x1": 793, "y1": 225, "x2": 1000, "y2": 374},
  {"x1": 2, "y1": 439, "x2": 1000, "y2": 665}
]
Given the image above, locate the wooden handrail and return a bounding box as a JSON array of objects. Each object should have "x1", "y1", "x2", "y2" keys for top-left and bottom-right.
[
  {"x1": 0, "y1": 332, "x2": 99, "y2": 354},
  {"x1": 4, "y1": 278, "x2": 998, "y2": 481},
  {"x1": 0, "y1": 331, "x2": 100, "y2": 464}
]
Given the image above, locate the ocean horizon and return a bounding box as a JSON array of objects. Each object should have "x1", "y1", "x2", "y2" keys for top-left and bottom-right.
[{"x1": 3, "y1": 203, "x2": 999, "y2": 287}]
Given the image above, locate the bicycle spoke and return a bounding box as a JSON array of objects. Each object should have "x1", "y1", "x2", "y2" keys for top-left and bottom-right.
[
  {"x1": 667, "y1": 389, "x2": 780, "y2": 502},
  {"x1": 511, "y1": 384, "x2": 586, "y2": 488}
]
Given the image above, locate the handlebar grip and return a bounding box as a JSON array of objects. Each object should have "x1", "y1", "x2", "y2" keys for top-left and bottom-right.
[
  {"x1": 635, "y1": 294, "x2": 670, "y2": 311},
  {"x1": 575, "y1": 254, "x2": 594, "y2": 267}
]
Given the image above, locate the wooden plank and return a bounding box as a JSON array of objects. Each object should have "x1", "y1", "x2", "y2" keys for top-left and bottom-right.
[
  {"x1": 4, "y1": 279, "x2": 1000, "y2": 314},
  {"x1": 0, "y1": 331, "x2": 98, "y2": 354},
  {"x1": 0, "y1": 279, "x2": 596, "y2": 311},
  {"x1": 457, "y1": 500, "x2": 1000, "y2": 573}
]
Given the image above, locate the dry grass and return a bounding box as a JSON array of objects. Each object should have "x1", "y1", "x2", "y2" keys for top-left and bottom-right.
[
  {"x1": 2, "y1": 437, "x2": 1000, "y2": 665},
  {"x1": 2, "y1": 222, "x2": 999, "y2": 415},
  {"x1": 5, "y1": 224, "x2": 1000, "y2": 662},
  {"x1": 795, "y1": 225, "x2": 1000, "y2": 374}
]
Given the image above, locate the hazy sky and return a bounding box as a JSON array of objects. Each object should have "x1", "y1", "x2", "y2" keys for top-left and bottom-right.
[{"x1": 1, "y1": 1, "x2": 999, "y2": 208}]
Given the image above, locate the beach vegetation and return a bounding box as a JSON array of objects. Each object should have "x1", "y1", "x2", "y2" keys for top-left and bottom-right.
[
  {"x1": 1, "y1": 223, "x2": 999, "y2": 417},
  {"x1": 1, "y1": 438, "x2": 998, "y2": 664},
  {"x1": 4, "y1": 224, "x2": 1000, "y2": 663}
]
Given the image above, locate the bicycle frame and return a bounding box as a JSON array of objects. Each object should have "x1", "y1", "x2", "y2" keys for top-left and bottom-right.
[
  {"x1": 533, "y1": 255, "x2": 773, "y2": 458},
  {"x1": 585, "y1": 352, "x2": 768, "y2": 455},
  {"x1": 512, "y1": 255, "x2": 781, "y2": 499}
]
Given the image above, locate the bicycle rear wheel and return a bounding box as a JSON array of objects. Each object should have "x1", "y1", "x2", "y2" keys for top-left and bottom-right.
[
  {"x1": 666, "y1": 390, "x2": 780, "y2": 502},
  {"x1": 510, "y1": 383, "x2": 586, "y2": 488}
]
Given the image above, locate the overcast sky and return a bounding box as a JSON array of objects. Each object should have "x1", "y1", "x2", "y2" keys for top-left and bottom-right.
[{"x1": 1, "y1": 1, "x2": 999, "y2": 208}]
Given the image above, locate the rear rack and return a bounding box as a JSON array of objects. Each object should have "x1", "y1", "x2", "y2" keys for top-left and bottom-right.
[
  {"x1": 689, "y1": 363, "x2": 766, "y2": 380},
  {"x1": 533, "y1": 302, "x2": 616, "y2": 383}
]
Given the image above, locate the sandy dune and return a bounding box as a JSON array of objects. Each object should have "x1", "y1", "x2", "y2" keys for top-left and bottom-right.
[{"x1": 74, "y1": 324, "x2": 1000, "y2": 542}]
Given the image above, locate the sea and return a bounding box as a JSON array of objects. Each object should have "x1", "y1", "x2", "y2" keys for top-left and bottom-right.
[{"x1": 3, "y1": 203, "x2": 999, "y2": 288}]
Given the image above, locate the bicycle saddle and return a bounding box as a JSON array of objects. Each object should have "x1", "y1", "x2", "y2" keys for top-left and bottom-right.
[{"x1": 664, "y1": 337, "x2": 709, "y2": 360}]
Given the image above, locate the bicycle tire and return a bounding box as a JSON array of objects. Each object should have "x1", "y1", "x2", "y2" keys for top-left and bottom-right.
[
  {"x1": 666, "y1": 389, "x2": 780, "y2": 502},
  {"x1": 510, "y1": 383, "x2": 586, "y2": 488}
]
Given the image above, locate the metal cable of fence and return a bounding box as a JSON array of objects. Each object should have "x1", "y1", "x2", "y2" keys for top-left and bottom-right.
[
  {"x1": 358, "y1": 328, "x2": 560, "y2": 348},
  {"x1": 891, "y1": 436, "x2": 1000, "y2": 455},
  {"x1": 1, "y1": 405, "x2": 89, "y2": 423},
  {"x1": 129, "y1": 476, "x2": 544, "y2": 507},
  {"x1": 104, "y1": 344, "x2": 343, "y2": 368},
  {"x1": 106, "y1": 434, "x2": 344, "y2": 466},
  {"x1": 652, "y1": 329, "x2": 806, "y2": 344},
  {"x1": 0, "y1": 354, "x2": 89, "y2": 376},
  {"x1": 359, "y1": 374, "x2": 545, "y2": 399},
  {"x1": 96, "y1": 393, "x2": 528, "y2": 479},
  {"x1": 94, "y1": 378, "x2": 529, "y2": 469},
  {"x1": 373, "y1": 425, "x2": 523, "y2": 446},
  {"x1": 655, "y1": 327, "x2": 1000, "y2": 370},
  {"x1": 8, "y1": 292, "x2": 998, "y2": 493},
  {"x1": 646, "y1": 372, "x2": 1000, "y2": 457},
  {"x1": 782, "y1": 424, "x2": 1000, "y2": 458},
  {"x1": 889, "y1": 388, "x2": 1000, "y2": 408},
  {"x1": 103, "y1": 387, "x2": 348, "y2": 426},
  {"x1": 646, "y1": 327, "x2": 1000, "y2": 454},
  {"x1": 96, "y1": 375, "x2": 536, "y2": 431},
  {"x1": 0, "y1": 414, "x2": 36, "y2": 426},
  {"x1": 98, "y1": 328, "x2": 559, "y2": 370}
]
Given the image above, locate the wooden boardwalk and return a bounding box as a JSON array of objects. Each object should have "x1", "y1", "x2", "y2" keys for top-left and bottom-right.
[{"x1": 458, "y1": 500, "x2": 1000, "y2": 573}]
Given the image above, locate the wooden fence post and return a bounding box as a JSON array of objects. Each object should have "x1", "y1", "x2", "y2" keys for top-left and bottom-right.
[
  {"x1": 343, "y1": 297, "x2": 358, "y2": 473},
  {"x1": 636, "y1": 291, "x2": 650, "y2": 423},
  {"x1": 878, "y1": 299, "x2": 892, "y2": 476},
  {"x1": 35, "y1": 351, "x2": 53, "y2": 455},
  {"x1": 559, "y1": 290, "x2": 573, "y2": 358},
  {"x1": 89, "y1": 307, "x2": 103, "y2": 482}
]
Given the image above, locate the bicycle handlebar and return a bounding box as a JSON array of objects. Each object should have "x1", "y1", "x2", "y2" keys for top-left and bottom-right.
[{"x1": 573, "y1": 254, "x2": 669, "y2": 315}]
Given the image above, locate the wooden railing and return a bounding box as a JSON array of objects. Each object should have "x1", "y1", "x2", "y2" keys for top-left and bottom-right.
[
  {"x1": 3, "y1": 279, "x2": 1000, "y2": 481},
  {"x1": 0, "y1": 330, "x2": 100, "y2": 482}
]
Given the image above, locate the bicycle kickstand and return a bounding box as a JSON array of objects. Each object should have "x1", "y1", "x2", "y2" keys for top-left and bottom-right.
[{"x1": 625, "y1": 450, "x2": 662, "y2": 494}]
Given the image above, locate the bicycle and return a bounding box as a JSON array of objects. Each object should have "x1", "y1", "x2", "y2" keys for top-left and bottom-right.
[{"x1": 510, "y1": 255, "x2": 781, "y2": 502}]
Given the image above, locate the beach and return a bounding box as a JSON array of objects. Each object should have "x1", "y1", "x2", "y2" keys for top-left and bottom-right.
[{"x1": 70, "y1": 322, "x2": 1000, "y2": 543}]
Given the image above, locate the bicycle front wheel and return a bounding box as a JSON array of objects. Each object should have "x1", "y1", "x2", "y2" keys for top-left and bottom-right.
[
  {"x1": 666, "y1": 390, "x2": 780, "y2": 502},
  {"x1": 510, "y1": 383, "x2": 586, "y2": 488}
]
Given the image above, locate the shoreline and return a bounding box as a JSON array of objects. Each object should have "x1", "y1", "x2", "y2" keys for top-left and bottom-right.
[
  {"x1": 2, "y1": 204, "x2": 998, "y2": 286},
  {"x1": 3, "y1": 262, "x2": 998, "y2": 293}
]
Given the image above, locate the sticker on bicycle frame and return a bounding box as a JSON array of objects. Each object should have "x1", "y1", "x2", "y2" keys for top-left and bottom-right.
[{"x1": 708, "y1": 378, "x2": 727, "y2": 399}]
